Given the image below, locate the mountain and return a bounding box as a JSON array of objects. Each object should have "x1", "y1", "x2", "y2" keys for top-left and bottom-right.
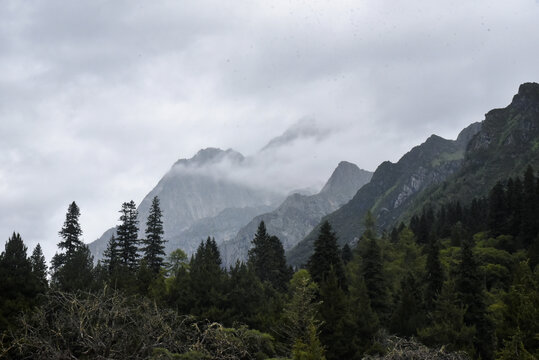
[
  {"x1": 89, "y1": 148, "x2": 282, "y2": 261},
  {"x1": 402, "y1": 81, "x2": 539, "y2": 216},
  {"x1": 288, "y1": 82, "x2": 539, "y2": 267},
  {"x1": 219, "y1": 161, "x2": 372, "y2": 267},
  {"x1": 286, "y1": 123, "x2": 481, "y2": 266}
]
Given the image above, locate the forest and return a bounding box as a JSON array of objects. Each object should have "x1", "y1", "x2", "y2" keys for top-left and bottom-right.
[{"x1": 0, "y1": 167, "x2": 538, "y2": 360}]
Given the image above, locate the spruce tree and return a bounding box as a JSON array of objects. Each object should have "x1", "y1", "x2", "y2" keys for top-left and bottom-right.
[
  {"x1": 102, "y1": 234, "x2": 119, "y2": 275},
  {"x1": 116, "y1": 200, "x2": 140, "y2": 269},
  {"x1": 390, "y1": 272, "x2": 425, "y2": 337},
  {"x1": 318, "y1": 267, "x2": 348, "y2": 360},
  {"x1": 521, "y1": 165, "x2": 537, "y2": 246},
  {"x1": 456, "y1": 237, "x2": 495, "y2": 360},
  {"x1": 341, "y1": 243, "x2": 353, "y2": 264},
  {"x1": 488, "y1": 181, "x2": 508, "y2": 237},
  {"x1": 142, "y1": 196, "x2": 167, "y2": 273},
  {"x1": 424, "y1": 237, "x2": 444, "y2": 310},
  {"x1": 30, "y1": 243, "x2": 48, "y2": 291},
  {"x1": 58, "y1": 201, "x2": 83, "y2": 259},
  {"x1": 248, "y1": 221, "x2": 291, "y2": 290},
  {"x1": 189, "y1": 237, "x2": 226, "y2": 320},
  {"x1": 52, "y1": 244, "x2": 95, "y2": 292},
  {"x1": 0, "y1": 233, "x2": 40, "y2": 330},
  {"x1": 307, "y1": 221, "x2": 345, "y2": 289},
  {"x1": 359, "y1": 213, "x2": 388, "y2": 323}
]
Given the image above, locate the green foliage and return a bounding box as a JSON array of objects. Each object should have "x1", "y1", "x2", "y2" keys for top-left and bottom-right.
[
  {"x1": 51, "y1": 244, "x2": 95, "y2": 292},
  {"x1": 30, "y1": 243, "x2": 48, "y2": 292},
  {"x1": 117, "y1": 200, "x2": 140, "y2": 270},
  {"x1": 143, "y1": 196, "x2": 167, "y2": 273},
  {"x1": 307, "y1": 221, "x2": 346, "y2": 289},
  {"x1": 57, "y1": 201, "x2": 83, "y2": 258},
  {"x1": 249, "y1": 222, "x2": 292, "y2": 291},
  {"x1": 0, "y1": 232, "x2": 42, "y2": 331}
]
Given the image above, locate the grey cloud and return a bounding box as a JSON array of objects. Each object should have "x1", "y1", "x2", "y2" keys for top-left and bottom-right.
[{"x1": 0, "y1": 0, "x2": 538, "y2": 261}]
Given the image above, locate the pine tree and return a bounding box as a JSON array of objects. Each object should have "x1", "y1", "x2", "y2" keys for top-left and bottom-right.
[
  {"x1": 390, "y1": 272, "x2": 425, "y2": 337},
  {"x1": 456, "y1": 237, "x2": 495, "y2": 360},
  {"x1": 116, "y1": 200, "x2": 140, "y2": 269},
  {"x1": 102, "y1": 234, "x2": 119, "y2": 275},
  {"x1": 521, "y1": 165, "x2": 537, "y2": 246},
  {"x1": 0, "y1": 233, "x2": 40, "y2": 330},
  {"x1": 142, "y1": 196, "x2": 167, "y2": 273},
  {"x1": 52, "y1": 244, "x2": 95, "y2": 292},
  {"x1": 347, "y1": 269, "x2": 379, "y2": 356},
  {"x1": 424, "y1": 237, "x2": 444, "y2": 310},
  {"x1": 418, "y1": 280, "x2": 475, "y2": 353},
  {"x1": 30, "y1": 243, "x2": 48, "y2": 291},
  {"x1": 307, "y1": 221, "x2": 345, "y2": 289},
  {"x1": 318, "y1": 267, "x2": 348, "y2": 360},
  {"x1": 359, "y1": 214, "x2": 388, "y2": 323},
  {"x1": 58, "y1": 201, "x2": 83, "y2": 259},
  {"x1": 488, "y1": 181, "x2": 508, "y2": 237},
  {"x1": 341, "y1": 243, "x2": 353, "y2": 264},
  {"x1": 248, "y1": 221, "x2": 291, "y2": 290},
  {"x1": 189, "y1": 237, "x2": 226, "y2": 320}
]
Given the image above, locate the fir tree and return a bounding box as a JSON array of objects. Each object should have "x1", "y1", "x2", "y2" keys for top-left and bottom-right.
[
  {"x1": 359, "y1": 214, "x2": 388, "y2": 322},
  {"x1": 248, "y1": 221, "x2": 291, "y2": 290},
  {"x1": 488, "y1": 181, "x2": 508, "y2": 237},
  {"x1": 52, "y1": 244, "x2": 95, "y2": 292},
  {"x1": 424, "y1": 237, "x2": 444, "y2": 310},
  {"x1": 390, "y1": 272, "x2": 425, "y2": 337},
  {"x1": 102, "y1": 234, "x2": 119, "y2": 275},
  {"x1": 189, "y1": 237, "x2": 226, "y2": 320},
  {"x1": 116, "y1": 200, "x2": 140, "y2": 269},
  {"x1": 58, "y1": 201, "x2": 83, "y2": 259},
  {"x1": 30, "y1": 243, "x2": 48, "y2": 291},
  {"x1": 341, "y1": 243, "x2": 353, "y2": 264},
  {"x1": 0, "y1": 233, "x2": 40, "y2": 330},
  {"x1": 456, "y1": 237, "x2": 495, "y2": 360},
  {"x1": 142, "y1": 196, "x2": 167, "y2": 273},
  {"x1": 307, "y1": 221, "x2": 345, "y2": 289}
]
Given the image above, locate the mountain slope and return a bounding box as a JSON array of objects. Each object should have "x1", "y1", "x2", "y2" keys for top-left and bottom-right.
[
  {"x1": 288, "y1": 82, "x2": 539, "y2": 267},
  {"x1": 220, "y1": 161, "x2": 372, "y2": 267},
  {"x1": 89, "y1": 148, "x2": 282, "y2": 261},
  {"x1": 287, "y1": 123, "x2": 481, "y2": 266},
  {"x1": 402, "y1": 81, "x2": 539, "y2": 218}
]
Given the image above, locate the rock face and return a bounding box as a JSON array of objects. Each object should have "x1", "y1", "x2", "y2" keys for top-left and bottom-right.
[
  {"x1": 219, "y1": 161, "x2": 372, "y2": 267},
  {"x1": 89, "y1": 148, "x2": 282, "y2": 261},
  {"x1": 287, "y1": 123, "x2": 481, "y2": 266},
  {"x1": 288, "y1": 82, "x2": 539, "y2": 267}
]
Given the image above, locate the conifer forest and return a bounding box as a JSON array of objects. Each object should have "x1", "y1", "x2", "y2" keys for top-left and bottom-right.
[{"x1": 1, "y1": 166, "x2": 538, "y2": 359}]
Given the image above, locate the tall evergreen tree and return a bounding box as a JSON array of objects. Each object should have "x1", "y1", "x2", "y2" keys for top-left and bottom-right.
[
  {"x1": 424, "y1": 237, "x2": 444, "y2": 310},
  {"x1": 58, "y1": 201, "x2": 83, "y2": 259},
  {"x1": 359, "y1": 213, "x2": 388, "y2": 322},
  {"x1": 307, "y1": 221, "x2": 345, "y2": 289},
  {"x1": 488, "y1": 181, "x2": 508, "y2": 237},
  {"x1": 142, "y1": 196, "x2": 167, "y2": 273},
  {"x1": 341, "y1": 243, "x2": 353, "y2": 264},
  {"x1": 248, "y1": 221, "x2": 291, "y2": 290},
  {"x1": 390, "y1": 272, "x2": 425, "y2": 337},
  {"x1": 0, "y1": 233, "x2": 40, "y2": 330},
  {"x1": 317, "y1": 267, "x2": 347, "y2": 360},
  {"x1": 456, "y1": 237, "x2": 495, "y2": 360},
  {"x1": 116, "y1": 200, "x2": 140, "y2": 269},
  {"x1": 102, "y1": 234, "x2": 119, "y2": 275},
  {"x1": 52, "y1": 244, "x2": 95, "y2": 292},
  {"x1": 521, "y1": 166, "x2": 537, "y2": 246},
  {"x1": 189, "y1": 237, "x2": 226, "y2": 320},
  {"x1": 30, "y1": 243, "x2": 48, "y2": 291}
]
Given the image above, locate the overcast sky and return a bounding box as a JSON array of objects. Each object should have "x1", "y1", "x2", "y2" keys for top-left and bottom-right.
[{"x1": 1, "y1": 0, "x2": 538, "y2": 261}]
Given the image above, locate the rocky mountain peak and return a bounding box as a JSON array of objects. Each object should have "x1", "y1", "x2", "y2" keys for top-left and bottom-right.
[
  {"x1": 513, "y1": 82, "x2": 539, "y2": 106},
  {"x1": 174, "y1": 147, "x2": 245, "y2": 168},
  {"x1": 320, "y1": 161, "x2": 372, "y2": 202}
]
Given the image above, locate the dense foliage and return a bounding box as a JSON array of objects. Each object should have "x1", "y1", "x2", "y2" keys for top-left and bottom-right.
[{"x1": 1, "y1": 168, "x2": 539, "y2": 359}]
